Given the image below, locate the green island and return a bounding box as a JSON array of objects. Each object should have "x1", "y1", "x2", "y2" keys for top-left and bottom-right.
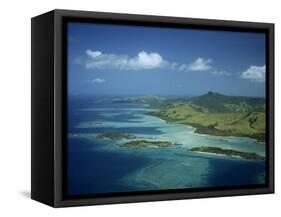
[
  {"x1": 128, "y1": 92, "x2": 266, "y2": 142},
  {"x1": 118, "y1": 140, "x2": 172, "y2": 148},
  {"x1": 96, "y1": 133, "x2": 137, "y2": 140},
  {"x1": 190, "y1": 146, "x2": 264, "y2": 160}
]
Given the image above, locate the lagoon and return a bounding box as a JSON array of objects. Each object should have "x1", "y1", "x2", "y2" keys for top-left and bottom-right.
[{"x1": 67, "y1": 96, "x2": 266, "y2": 196}]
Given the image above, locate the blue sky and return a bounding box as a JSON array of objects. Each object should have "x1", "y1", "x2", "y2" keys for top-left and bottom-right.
[{"x1": 67, "y1": 22, "x2": 266, "y2": 97}]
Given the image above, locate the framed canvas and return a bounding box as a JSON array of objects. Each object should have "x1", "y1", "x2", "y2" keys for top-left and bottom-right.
[{"x1": 31, "y1": 9, "x2": 274, "y2": 207}]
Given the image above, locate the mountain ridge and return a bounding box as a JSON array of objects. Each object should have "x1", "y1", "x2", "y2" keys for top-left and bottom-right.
[
  {"x1": 116, "y1": 91, "x2": 265, "y2": 112},
  {"x1": 187, "y1": 91, "x2": 265, "y2": 113},
  {"x1": 144, "y1": 91, "x2": 266, "y2": 142}
]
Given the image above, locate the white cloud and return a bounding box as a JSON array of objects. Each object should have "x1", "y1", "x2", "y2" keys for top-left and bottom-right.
[
  {"x1": 77, "y1": 50, "x2": 230, "y2": 77},
  {"x1": 178, "y1": 58, "x2": 228, "y2": 75},
  {"x1": 129, "y1": 51, "x2": 166, "y2": 69},
  {"x1": 86, "y1": 50, "x2": 102, "y2": 58},
  {"x1": 210, "y1": 70, "x2": 230, "y2": 76},
  {"x1": 92, "y1": 78, "x2": 106, "y2": 84},
  {"x1": 241, "y1": 65, "x2": 265, "y2": 82},
  {"x1": 187, "y1": 58, "x2": 212, "y2": 71},
  {"x1": 85, "y1": 50, "x2": 166, "y2": 70}
]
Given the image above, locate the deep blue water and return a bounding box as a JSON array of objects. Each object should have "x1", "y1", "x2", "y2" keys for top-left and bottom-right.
[
  {"x1": 68, "y1": 138, "x2": 153, "y2": 194},
  {"x1": 67, "y1": 96, "x2": 266, "y2": 196}
]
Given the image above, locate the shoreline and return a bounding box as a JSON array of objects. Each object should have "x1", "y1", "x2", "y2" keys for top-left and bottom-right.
[
  {"x1": 190, "y1": 146, "x2": 265, "y2": 160},
  {"x1": 191, "y1": 150, "x2": 242, "y2": 159},
  {"x1": 147, "y1": 111, "x2": 265, "y2": 143}
]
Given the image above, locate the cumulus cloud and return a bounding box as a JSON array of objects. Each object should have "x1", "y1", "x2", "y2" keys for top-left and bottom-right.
[
  {"x1": 177, "y1": 58, "x2": 226, "y2": 75},
  {"x1": 92, "y1": 78, "x2": 106, "y2": 84},
  {"x1": 187, "y1": 58, "x2": 212, "y2": 71},
  {"x1": 241, "y1": 65, "x2": 265, "y2": 82},
  {"x1": 210, "y1": 70, "x2": 230, "y2": 76},
  {"x1": 86, "y1": 50, "x2": 102, "y2": 58},
  {"x1": 85, "y1": 50, "x2": 167, "y2": 70},
  {"x1": 76, "y1": 49, "x2": 230, "y2": 77}
]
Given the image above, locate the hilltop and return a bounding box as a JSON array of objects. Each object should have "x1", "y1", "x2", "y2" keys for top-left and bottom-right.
[
  {"x1": 188, "y1": 91, "x2": 265, "y2": 113},
  {"x1": 145, "y1": 92, "x2": 266, "y2": 142}
]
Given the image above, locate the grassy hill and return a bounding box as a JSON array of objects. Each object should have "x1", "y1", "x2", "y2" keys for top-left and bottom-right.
[
  {"x1": 188, "y1": 91, "x2": 265, "y2": 113},
  {"x1": 148, "y1": 92, "x2": 266, "y2": 142}
]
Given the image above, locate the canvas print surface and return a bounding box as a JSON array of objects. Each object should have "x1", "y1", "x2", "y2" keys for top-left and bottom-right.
[{"x1": 66, "y1": 22, "x2": 266, "y2": 196}]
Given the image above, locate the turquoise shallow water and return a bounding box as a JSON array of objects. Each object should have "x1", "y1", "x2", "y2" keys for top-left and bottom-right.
[{"x1": 67, "y1": 97, "x2": 266, "y2": 195}]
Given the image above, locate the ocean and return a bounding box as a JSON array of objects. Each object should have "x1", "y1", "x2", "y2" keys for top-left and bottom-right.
[{"x1": 67, "y1": 96, "x2": 266, "y2": 196}]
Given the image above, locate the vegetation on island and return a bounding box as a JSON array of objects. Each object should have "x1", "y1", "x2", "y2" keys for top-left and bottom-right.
[
  {"x1": 133, "y1": 91, "x2": 266, "y2": 142},
  {"x1": 114, "y1": 95, "x2": 192, "y2": 109},
  {"x1": 118, "y1": 140, "x2": 172, "y2": 148},
  {"x1": 96, "y1": 133, "x2": 137, "y2": 140},
  {"x1": 190, "y1": 146, "x2": 265, "y2": 160}
]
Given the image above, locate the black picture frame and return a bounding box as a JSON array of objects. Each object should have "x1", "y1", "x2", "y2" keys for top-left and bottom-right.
[{"x1": 31, "y1": 9, "x2": 274, "y2": 207}]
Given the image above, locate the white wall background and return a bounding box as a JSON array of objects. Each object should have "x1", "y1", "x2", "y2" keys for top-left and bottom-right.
[{"x1": 0, "y1": 0, "x2": 279, "y2": 215}]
